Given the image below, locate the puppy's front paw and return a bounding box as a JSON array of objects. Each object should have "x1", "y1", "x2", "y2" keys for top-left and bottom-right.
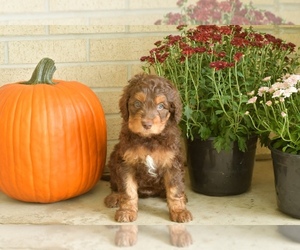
[
  {"x1": 169, "y1": 225, "x2": 193, "y2": 247},
  {"x1": 115, "y1": 209, "x2": 137, "y2": 222},
  {"x1": 115, "y1": 225, "x2": 138, "y2": 247},
  {"x1": 104, "y1": 193, "x2": 119, "y2": 208},
  {"x1": 170, "y1": 209, "x2": 193, "y2": 223}
]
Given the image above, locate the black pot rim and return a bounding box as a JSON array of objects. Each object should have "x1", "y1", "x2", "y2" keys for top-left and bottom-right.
[
  {"x1": 269, "y1": 140, "x2": 300, "y2": 158},
  {"x1": 186, "y1": 135, "x2": 258, "y2": 142}
]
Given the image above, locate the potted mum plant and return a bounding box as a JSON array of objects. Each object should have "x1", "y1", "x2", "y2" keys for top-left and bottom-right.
[
  {"x1": 246, "y1": 74, "x2": 300, "y2": 218},
  {"x1": 141, "y1": 24, "x2": 299, "y2": 196}
]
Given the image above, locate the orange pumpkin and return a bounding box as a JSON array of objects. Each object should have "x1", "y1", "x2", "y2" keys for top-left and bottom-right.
[{"x1": 0, "y1": 58, "x2": 107, "y2": 203}]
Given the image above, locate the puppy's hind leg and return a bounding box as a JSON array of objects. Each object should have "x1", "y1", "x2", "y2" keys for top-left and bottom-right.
[{"x1": 104, "y1": 192, "x2": 120, "y2": 208}]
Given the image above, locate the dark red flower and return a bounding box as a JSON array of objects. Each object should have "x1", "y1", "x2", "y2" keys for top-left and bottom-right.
[
  {"x1": 167, "y1": 35, "x2": 182, "y2": 45},
  {"x1": 177, "y1": 24, "x2": 187, "y2": 31},
  {"x1": 264, "y1": 34, "x2": 276, "y2": 42},
  {"x1": 219, "y1": 26, "x2": 232, "y2": 35},
  {"x1": 140, "y1": 56, "x2": 154, "y2": 64},
  {"x1": 218, "y1": 51, "x2": 227, "y2": 58},
  {"x1": 233, "y1": 52, "x2": 243, "y2": 62},
  {"x1": 209, "y1": 61, "x2": 234, "y2": 70},
  {"x1": 230, "y1": 37, "x2": 250, "y2": 47},
  {"x1": 176, "y1": 0, "x2": 186, "y2": 7},
  {"x1": 154, "y1": 40, "x2": 162, "y2": 47},
  {"x1": 194, "y1": 47, "x2": 207, "y2": 53},
  {"x1": 182, "y1": 46, "x2": 195, "y2": 57}
]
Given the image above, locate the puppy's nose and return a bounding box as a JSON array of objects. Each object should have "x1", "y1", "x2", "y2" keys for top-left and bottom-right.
[{"x1": 142, "y1": 120, "x2": 153, "y2": 130}]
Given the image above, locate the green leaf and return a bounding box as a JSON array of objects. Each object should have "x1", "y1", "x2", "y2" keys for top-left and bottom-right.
[
  {"x1": 237, "y1": 71, "x2": 244, "y2": 77},
  {"x1": 184, "y1": 105, "x2": 193, "y2": 119},
  {"x1": 215, "y1": 110, "x2": 224, "y2": 115}
]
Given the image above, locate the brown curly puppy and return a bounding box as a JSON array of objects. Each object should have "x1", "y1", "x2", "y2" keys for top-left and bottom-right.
[{"x1": 104, "y1": 73, "x2": 193, "y2": 223}]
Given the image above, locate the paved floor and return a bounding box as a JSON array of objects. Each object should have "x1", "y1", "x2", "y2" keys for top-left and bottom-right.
[{"x1": 0, "y1": 159, "x2": 300, "y2": 249}]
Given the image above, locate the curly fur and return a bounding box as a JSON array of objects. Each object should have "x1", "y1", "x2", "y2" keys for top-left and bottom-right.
[{"x1": 104, "y1": 73, "x2": 193, "y2": 223}]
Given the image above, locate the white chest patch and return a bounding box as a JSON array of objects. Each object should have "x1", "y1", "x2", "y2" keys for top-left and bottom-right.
[{"x1": 145, "y1": 155, "x2": 157, "y2": 177}]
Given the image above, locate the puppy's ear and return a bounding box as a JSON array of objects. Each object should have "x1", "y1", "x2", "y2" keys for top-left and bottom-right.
[
  {"x1": 119, "y1": 74, "x2": 145, "y2": 121},
  {"x1": 119, "y1": 85, "x2": 130, "y2": 121},
  {"x1": 164, "y1": 78, "x2": 182, "y2": 124}
]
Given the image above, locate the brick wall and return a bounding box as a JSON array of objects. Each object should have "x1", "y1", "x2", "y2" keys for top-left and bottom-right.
[
  {"x1": 0, "y1": 0, "x2": 299, "y2": 25},
  {"x1": 1, "y1": 0, "x2": 300, "y2": 164}
]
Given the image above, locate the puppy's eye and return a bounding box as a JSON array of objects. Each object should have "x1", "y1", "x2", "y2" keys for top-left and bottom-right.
[
  {"x1": 157, "y1": 103, "x2": 165, "y2": 111},
  {"x1": 134, "y1": 100, "x2": 142, "y2": 108}
]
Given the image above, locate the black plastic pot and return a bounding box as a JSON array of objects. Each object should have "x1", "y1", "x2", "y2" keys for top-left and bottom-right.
[
  {"x1": 186, "y1": 137, "x2": 257, "y2": 196},
  {"x1": 278, "y1": 226, "x2": 300, "y2": 243},
  {"x1": 270, "y1": 145, "x2": 300, "y2": 219}
]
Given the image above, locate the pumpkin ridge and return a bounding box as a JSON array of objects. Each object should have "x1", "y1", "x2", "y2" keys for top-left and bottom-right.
[
  {"x1": 75, "y1": 84, "x2": 107, "y2": 184},
  {"x1": 55, "y1": 82, "x2": 88, "y2": 197},
  {"x1": 40, "y1": 85, "x2": 52, "y2": 202},
  {"x1": 44, "y1": 83, "x2": 66, "y2": 200},
  {"x1": 71, "y1": 83, "x2": 100, "y2": 188},
  {"x1": 29, "y1": 85, "x2": 46, "y2": 202},
  {"x1": 0, "y1": 86, "x2": 25, "y2": 198}
]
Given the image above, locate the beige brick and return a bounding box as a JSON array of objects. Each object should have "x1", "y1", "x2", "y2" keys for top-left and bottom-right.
[
  {"x1": 90, "y1": 36, "x2": 162, "y2": 62},
  {"x1": 0, "y1": 42, "x2": 5, "y2": 65},
  {"x1": 54, "y1": 64, "x2": 128, "y2": 88},
  {"x1": 0, "y1": 18, "x2": 90, "y2": 26},
  {"x1": 251, "y1": 25, "x2": 278, "y2": 34},
  {"x1": 95, "y1": 90, "x2": 122, "y2": 115},
  {"x1": 0, "y1": 0, "x2": 45, "y2": 13},
  {"x1": 49, "y1": 0, "x2": 126, "y2": 11},
  {"x1": 49, "y1": 25, "x2": 126, "y2": 34},
  {"x1": 130, "y1": 63, "x2": 147, "y2": 77},
  {"x1": 279, "y1": 10, "x2": 300, "y2": 25},
  {"x1": 106, "y1": 115, "x2": 122, "y2": 141},
  {"x1": 129, "y1": 0, "x2": 178, "y2": 9},
  {"x1": 279, "y1": 0, "x2": 300, "y2": 3},
  {"x1": 128, "y1": 25, "x2": 178, "y2": 33},
  {"x1": 0, "y1": 26, "x2": 46, "y2": 36},
  {"x1": 0, "y1": 67, "x2": 33, "y2": 86},
  {"x1": 8, "y1": 39, "x2": 87, "y2": 64},
  {"x1": 278, "y1": 27, "x2": 300, "y2": 47},
  {"x1": 89, "y1": 13, "x2": 165, "y2": 25},
  {"x1": 249, "y1": 0, "x2": 275, "y2": 5}
]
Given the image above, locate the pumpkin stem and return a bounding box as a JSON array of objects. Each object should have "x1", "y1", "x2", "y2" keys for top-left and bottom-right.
[{"x1": 23, "y1": 58, "x2": 56, "y2": 85}]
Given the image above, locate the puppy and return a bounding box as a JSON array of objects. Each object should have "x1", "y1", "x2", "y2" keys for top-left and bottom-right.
[{"x1": 104, "y1": 73, "x2": 193, "y2": 223}]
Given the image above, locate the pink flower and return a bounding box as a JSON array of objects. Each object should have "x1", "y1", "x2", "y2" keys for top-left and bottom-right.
[
  {"x1": 263, "y1": 76, "x2": 271, "y2": 82},
  {"x1": 247, "y1": 96, "x2": 257, "y2": 104},
  {"x1": 281, "y1": 112, "x2": 287, "y2": 118},
  {"x1": 282, "y1": 87, "x2": 298, "y2": 98},
  {"x1": 272, "y1": 90, "x2": 284, "y2": 98},
  {"x1": 265, "y1": 100, "x2": 272, "y2": 106},
  {"x1": 258, "y1": 87, "x2": 269, "y2": 96},
  {"x1": 247, "y1": 90, "x2": 255, "y2": 96}
]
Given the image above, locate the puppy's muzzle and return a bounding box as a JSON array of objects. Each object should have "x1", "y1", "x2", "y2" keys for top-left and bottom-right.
[{"x1": 141, "y1": 120, "x2": 153, "y2": 130}]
